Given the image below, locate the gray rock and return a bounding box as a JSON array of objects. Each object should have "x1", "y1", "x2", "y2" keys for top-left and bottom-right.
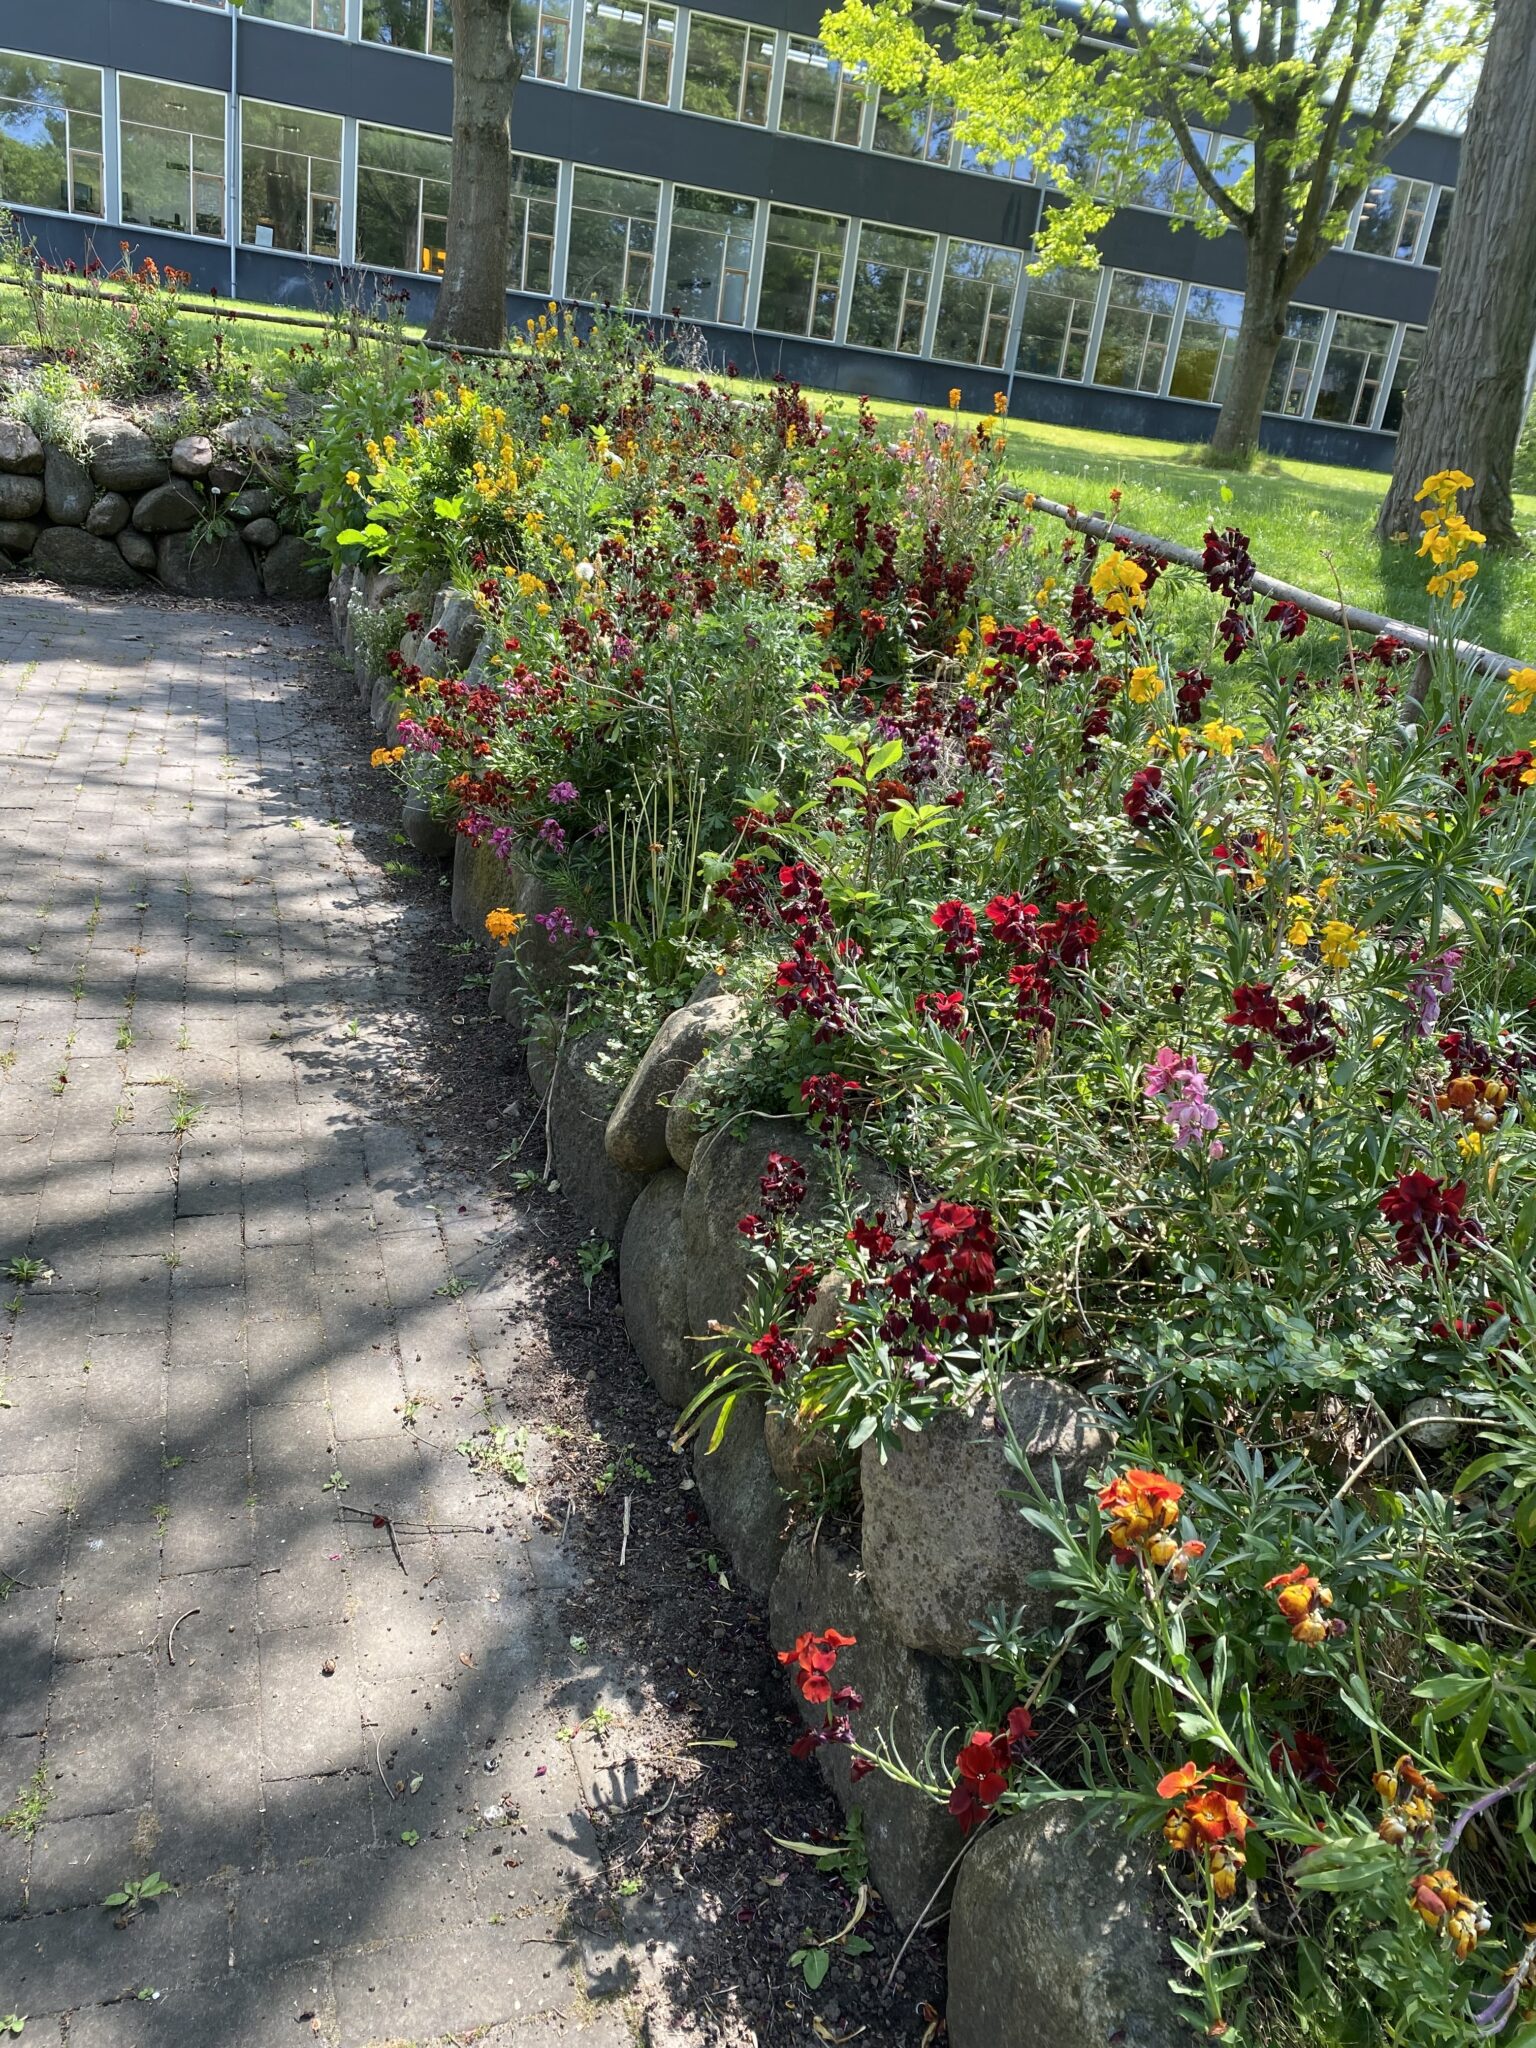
[
  {"x1": 242, "y1": 516, "x2": 281, "y2": 550},
  {"x1": 84, "y1": 417, "x2": 168, "y2": 493},
  {"x1": 0, "y1": 419, "x2": 44, "y2": 475},
  {"x1": 329, "y1": 564, "x2": 355, "y2": 640},
  {"x1": 217, "y1": 413, "x2": 293, "y2": 462},
  {"x1": 155, "y1": 531, "x2": 259, "y2": 600},
  {"x1": 117, "y1": 529, "x2": 157, "y2": 572},
  {"x1": 946, "y1": 1806, "x2": 1184, "y2": 2048},
  {"x1": 861, "y1": 1376, "x2": 1109, "y2": 1657},
  {"x1": 44, "y1": 446, "x2": 93, "y2": 525},
  {"x1": 691, "y1": 1392, "x2": 783, "y2": 1597},
  {"x1": 0, "y1": 473, "x2": 43, "y2": 520},
  {"x1": 227, "y1": 487, "x2": 276, "y2": 522},
  {"x1": 402, "y1": 798, "x2": 456, "y2": 860},
  {"x1": 548, "y1": 1031, "x2": 652, "y2": 1244},
  {"x1": 488, "y1": 956, "x2": 519, "y2": 1020},
  {"x1": 0, "y1": 519, "x2": 37, "y2": 557},
  {"x1": 85, "y1": 491, "x2": 131, "y2": 537},
  {"x1": 132, "y1": 479, "x2": 202, "y2": 534},
  {"x1": 512, "y1": 871, "x2": 593, "y2": 1009},
  {"x1": 31, "y1": 526, "x2": 146, "y2": 590},
  {"x1": 620, "y1": 1169, "x2": 699, "y2": 1409},
  {"x1": 526, "y1": 1018, "x2": 561, "y2": 1098},
  {"x1": 261, "y1": 535, "x2": 327, "y2": 601},
  {"x1": 170, "y1": 434, "x2": 214, "y2": 479},
  {"x1": 451, "y1": 834, "x2": 522, "y2": 940},
  {"x1": 429, "y1": 587, "x2": 484, "y2": 673},
  {"x1": 369, "y1": 676, "x2": 392, "y2": 732},
  {"x1": 208, "y1": 459, "x2": 249, "y2": 495},
  {"x1": 665, "y1": 1061, "x2": 710, "y2": 1173},
  {"x1": 771, "y1": 1529, "x2": 968, "y2": 1929},
  {"x1": 605, "y1": 995, "x2": 743, "y2": 1176}
]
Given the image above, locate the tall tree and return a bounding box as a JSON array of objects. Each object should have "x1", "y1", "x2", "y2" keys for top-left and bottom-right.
[
  {"x1": 1376, "y1": 0, "x2": 1536, "y2": 547},
  {"x1": 427, "y1": 0, "x2": 524, "y2": 351},
  {"x1": 820, "y1": 0, "x2": 1488, "y2": 466}
]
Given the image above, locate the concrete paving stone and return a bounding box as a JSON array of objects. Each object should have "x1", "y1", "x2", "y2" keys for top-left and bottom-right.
[
  {"x1": 0, "y1": 1590, "x2": 57, "y2": 1738},
  {"x1": 232, "y1": 1844, "x2": 473, "y2": 1975},
  {"x1": 243, "y1": 1318, "x2": 327, "y2": 1406},
  {"x1": 0, "y1": 1471, "x2": 72, "y2": 1588},
  {"x1": 26, "y1": 1803, "x2": 150, "y2": 1913},
  {"x1": 4, "y1": 1295, "x2": 98, "y2": 1379},
  {"x1": 155, "y1": 1565, "x2": 259, "y2": 1713},
  {"x1": 170, "y1": 1214, "x2": 244, "y2": 1292},
  {"x1": 249, "y1": 1522, "x2": 353, "y2": 1630},
  {"x1": 168, "y1": 1287, "x2": 247, "y2": 1372},
  {"x1": 163, "y1": 1361, "x2": 246, "y2": 1463},
  {"x1": 331, "y1": 1910, "x2": 575, "y2": 2045},
  {"x1": 74, "y1": 1418, "x2": 170, "y2": 1522},
  {"x1": 65, "y1": 1959, "x2": 333, "y2": 2047},
  {"x1": 0, "y1": 1368, "x2": 83, "y2": 1475},
  {"x1": 56, "y1": 1522, "x2": 161, "y2": 1661},
  {"x1": 93, "y1": 1255, "x2": 174, "y2": 1332},
  {"x1": 242, "y1": 1243, "x2": 321, "y2": 1322},
  {"x1": 44, "y1": 1652, "x2": 157, "y2": 1819},
  {"x1": 257, "y1": 1622, "x2": 364, "y2": 1779},
  {"x1": 248, "y1": 1401, "x2": 335, "y2": 1508},
  {"x1": 259, "y1": 1766, "x2": 376, "y2": 1868},
  {"x1": 150, "y1": 1701, "x2": 262, "y2": 1880},
  {"x1": 0, "y1": 1884, "x2": 231, "y2": 2015},
  {"x1": 160, "y1": 1456, "x2": 255, "y2": 1576}
]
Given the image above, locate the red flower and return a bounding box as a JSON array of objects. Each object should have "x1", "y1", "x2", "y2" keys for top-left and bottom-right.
[
  {"x1": 777, "y1": 1627, "x2": 857, "y2": 1704},
  {"x1": 1122, "y1": 764, "x2": 1172, "y2": 828},
  {"x1": 947, "y1": 1708, "x2": 1034, "y2": 1832},
  {"x1": 932, "y1": 899, "x2": 981, "y2": 964},
  {"x1": 759, "y1": 1152, "x2": 808, "y2": 1215},
  {"x1": 984, "y1": 894, "x2": 1038, "y2": 948},
  {"x1": 1265, "y1": 600, "x2": 1309, "y2": 641},
  {"x1": 1035, "y1": 900, "x2": 1099, "y2": 967},
  {"x1": 849, "y1": 1215, "x2": 897, "y2": 1264},
  {"x1": 1008, "y1": 960, "x2": 1055, "y2": 1031},
  {"x1": 1379, "y1": 1172, "x2": 1485, "y2": 1269},
  {"x1": 1225, "y1": 983, "x2": 1282, "y2": 1036},
  {"x1": 748, "y1": 1324, "x2": 798, "y2": 1384},
  {"x1": 915, "y1": 990, "x2": 968, "y2": 1037},
  {"x1": 773, "y1": 939, "x2": 851, "y2": 1041},
  {"x1": 1269, "y1": 1730, "x2": 1338, "y2": 1796},
  {"x1": 800, "y1": 1073, "x2": 860, "y2": 1149}
]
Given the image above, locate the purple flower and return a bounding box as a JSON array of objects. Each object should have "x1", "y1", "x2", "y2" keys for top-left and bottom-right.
[
  {"x1": 535, "y1": 817, "x2": 567, "y2": 853},
  {"x1": 535, "y1": 906, "x2": 577, "y2": 943},
  {"x1": 1144, "y1": 1048, "x2": 1223, "y2": 1159},
  {"x1": 1407, "y1": 948, "x2": 1463, "y2": 1037},
  {"x1": 547, "y1": 781, "x2": 579, "y2": 806},
  {"x1": 488, "y1": 825, "x2": 518, "y2": 865}
]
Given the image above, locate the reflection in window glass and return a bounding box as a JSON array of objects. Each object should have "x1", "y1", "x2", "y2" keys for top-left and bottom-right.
[
  {"x1": 1380, "y1": 325, "x2": 1423, "y2": 435},
  {"x1": 566, "y1": 166, "x2": 659, "y2": 306},
  {"x1": 664, "y1": 185, "x2": 755, "y2": 325},
  {"x1": 120, "y1": 76, "x2": 225, "y2": 239},
  {"x1": 1352, "y1": 173, "x2": 1431, "y2": 261},
  {"x1": 1313, "y1": 313, "x2": 1394, "y2": 426},
  {"x1": 533, "y1": 0, "x2": 572, "y2": 80},
  {"x1": 1091, "y1": 270, "x2": 1178, "y2": 393},
  {"x1": 1116, "y1": 119, "x2": 1187, "y2": 211},
  {"x1": 1265, "y1": 305, "x2": 1325, "y2": 415},
  {"x1": 932, "y1": 239, "x2": 1021, "y2": 367},
  {"x1": 0, "y1": 52, "x2": 104, "y2": 217},
  {"x1": 1015, "y1": 265, "x2": 1097, "y2": 380},
  {"x1": 873, "y1": 94, "x2": 953, "y2": 166},
  {"x1": 779, "y1": 36, "x2": 866, "y2": 145},
  {"x1": 240, "y1": 99, "x2": 342, "y2": 256},
  {"x1": 244, "y1": 0, "x2": 344, "y2": 29},
  {"x1": 357, "y1": 122, "x2": 451, "y2": 275},
  {"x1": 581, "y1": 1, "x2": 676, "y2": 103},
  {"x1": 1169, "y1": 285, "x2": 1243, "y2": 403},
  {"x1": 845, "y1": 223, "x2": 935, "y2": 354},
  {"x1": 757, "y1": 204, "x2": 846, "y2": 339},
  {"x1": 362, "y1": 0, "x2": 453, "y2": 55},
  {"x1": 509, "y1": 153, "x2": 559, "y2": 294},
  {"x1": 1423, "y1": 187, "x2": 1453, "y2": 267},
  {"x1": 1207, "y1": 135, "x2": 1252, "y2": 197},
  {"x1": 682, "y1": 16, "x2": 772, "y2": 125}
]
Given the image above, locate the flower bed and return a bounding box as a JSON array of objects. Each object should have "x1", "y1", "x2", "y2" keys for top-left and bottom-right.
[{"x1": 314, "y1": 318, "x2": 1536, "y2": 2048}]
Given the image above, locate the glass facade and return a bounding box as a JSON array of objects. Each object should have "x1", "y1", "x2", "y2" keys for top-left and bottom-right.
[
  {"x1": 566, "y1": 166, "x2": 659, "y2": 307},
  {"x1": 1266, "y1": 306, "x2": 1326, "y2": 416},
  {"x1": 932, "y1": 241, "x2": 1021, "y2": 368},
  {"x1": 758, "y1": 205, "x2": 846, "y2": 340},
  {"x1": 1169, "y1": 286, "x2": 1242, "y2": 404},
  {"x1": 873, "y1": 94, "x2": 954, "y2": 167},
  {"x1": 664, "y1": 185, "x2": 755, "y2": 324},
  {"x1": 356, "y1": 122, "x2": 451, "y2": 275},
  {"x1": 779, "y1": 36, "x2": 866, "y2": 147},
  {"x1": 1351, "y1": 173, "x2": 1431, "y2": 261},
  {"x1": 361, "y1": 0, "x2": 453, "y2": 55},
  {"x1": 846, "y1": 224, "x2": 935, "y2": 353},
  {"x1": 244, "y1": 0, "x2": 343, "y2": 28},
  {"x1": 1380, "y1": 325, "x2": 1424, "y2": 435},
  {"x1": 1092, "y1": 271, "x2": 1178, "y2": 393},
  {"x1": 240, "y1": 99, "x2": 341, "y2": 256},
  {"x1": 534, "y1": 0, "x2": 573, "y2": 81},
  {"x1": 509, "y1": 153, "x2": 559, "y2": 294},
  {"x1": 682, "y1": 15, "x2": 772, "y2": 125},
  {"x1": 0, "y1": 53, "x2": 104, "y2": 218},
  {"x1": 1313, "y1": 313, "x2": 1395, "y2": 427},
  {"x1": 119, "y1": 76, "x2": 225, "y2": 239},
  {"x1": 581, "y1": 0, "x2": 675, "y2": 103},
  {"x1": 1016, "y1": 266, "x2": 1097, "y2": 382}
]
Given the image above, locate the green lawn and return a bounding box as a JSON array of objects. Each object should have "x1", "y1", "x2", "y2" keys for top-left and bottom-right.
[{"x1": 5, "y1": 282, "x2": 1531, "y2": 657}]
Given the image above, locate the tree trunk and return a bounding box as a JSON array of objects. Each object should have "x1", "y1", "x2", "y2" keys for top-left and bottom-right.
[
  {"x1": 427, "y1": 0, "x2": 520, "y2": 352},
  {"x1": 1376, "y1": 0, "x2": 1536, "y2": 547},
  {"x1": 1206, "y1": 269, "x2": 1290, "y2": 467}
]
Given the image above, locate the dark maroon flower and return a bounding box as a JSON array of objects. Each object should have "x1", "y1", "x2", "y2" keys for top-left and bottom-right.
[
  {"x1": 800, "y1": 1072, "x2": 861, "y2": 1149},
  {"x1": 915, "y1": 990, "x2": 968, "y2": 1037},
  {"x1": 1379, "y1": 1172, "x2": 1486, "y2": 1269},
  {"x1": 932, "y1": 899, "x2": 981, "y2": 963},
  {"x1": 1225, "y1": 983, "x2": 1283, "y2": 1036},
  {"x1": 984, "y1": 894, "x2": 1039, "y2": 948},
  {"x1": 1265, "y1": 600, "x2": 1309, "y2": 641},
  {"x1": 1123, "y1": 763, "x2": 1173, "y2": 828},
  {"x1": 759, "y1": 1152, "x2": 808, "y2": 1215}
]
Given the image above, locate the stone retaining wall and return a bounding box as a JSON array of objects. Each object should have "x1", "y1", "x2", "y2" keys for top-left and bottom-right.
[
  {"x1": 331, "y1": 561, "x2": 1189, "y2": 2048},
  {"x1": 0, "y1": 412, "x2": 326, "y2": 600}
]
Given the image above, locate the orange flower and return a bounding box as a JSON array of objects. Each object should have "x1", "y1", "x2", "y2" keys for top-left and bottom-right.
[
  {"x1": 1159, "y1": 1760, "x2": 1251, "y2": 1896},
  {"x1": 1099, "y1": 1468, "x2": 1184, "y2": 1562},
  {"x1": 1410, "y1": 1868, "x2": 1490, "y2": 1960},
  {"x1": 1264, "y1": 1563, "x2": 1342, "y2": 1644},
  {"x1": 1158, "y1": 1761, "x2": 1209, "y2": 1800},
  {"x1": 1375, "y1": 1753, "x2": 1442, "y2": 1844},
  {"x1": 484, "y1": 907, "x2": 525, "y2": 947}
]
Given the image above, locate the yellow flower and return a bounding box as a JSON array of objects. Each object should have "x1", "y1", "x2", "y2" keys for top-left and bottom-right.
[
  {"x1": 979, "y1": 613, "x2": 998, "y2": 638},
  {"x1": 1200, "y1": 719, "x2": 1244, "y2": 757},
  {"x1": 1288, "y1": 916, "x2": 1313, "y2": 948},
  {"x1": 1458, "y1": 1129, "x2": 1483, "y2": 1160},
  {"x1": 993, "y1": 391, "x2": 1007, "y2": 416},
  {"x1": 1128, "y1": 665, "x2": 1163, "y2": 705},
  {"x1": 1319, "y1": 919, "x2": 1363, "y2": 971},
  {"x1": 484, "y1": 908, "x2": 525, "y2": 947},
  {"x1": 948, "y1": 387, "x2": 962, "y2": 409},
  {"x1": 1316, "y1": 875, "x2": 1340, "y2": 901},
  {"x1": 369, "y1": 746, "x2": 405, "y2": 768},
  {"x1": 955, "y1": 627, "x2": 974, "y2": 657},
  {"x1": 1089, "y1": 550, "x2": 1148, "y2": 631},
  {"x1": 1505, "y1": 667, "x2": 1536, "y2": 718},
  {"x1": 344, "y1": 469, "x2": 361, "y2": 489}
]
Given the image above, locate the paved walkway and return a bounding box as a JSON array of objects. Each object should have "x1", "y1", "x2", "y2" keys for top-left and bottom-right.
[{"x1": 0, "y1": 588, "x2": 630, "y2": 2047}]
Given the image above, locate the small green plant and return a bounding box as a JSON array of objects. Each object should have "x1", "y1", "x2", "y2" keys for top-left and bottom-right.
[
  {"x1": 0, "y1": 2013, "x2": 24, "y2": 2036},
  {"x1": 434, "y1": 1275, "x2": 468, "y2": 1299},
  {"x1": 457, "y1": 1424, "x2": 529, "y2": 1486},
  {"x1": 115, "y1": 1021, "x2": 135, "y2": 1051},
  {"x1": 593, "y1": 1447, "x2": 653, "y2": 1497},
  {"x1": 103, "y1": 1872, "x2": 175, "y2": 1919},
  {"x1": 577, "y1": 1236, "x2": 615, "y2": 1304},
  {"x1": 321, "y1": 1470, "x2": 348, "y2": 1494},
  {"x1": 1, "y1": 1767, "x2": 49, "y2": 1840},
  {"x1": 399, "y1": 1829, "x2": 420, "y2": 1848},
  {"x1": 4, "y1": 1256, "x2": 49, "y2": 1286},
  {"x1": 169, "y1": 1088, "x2": 202, "y2": 1135}
]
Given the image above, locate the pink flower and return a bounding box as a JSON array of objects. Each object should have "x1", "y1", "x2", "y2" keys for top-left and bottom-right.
[{"x1": 1144, "y1": 1048, "x2": 1223, "y2": 1158}]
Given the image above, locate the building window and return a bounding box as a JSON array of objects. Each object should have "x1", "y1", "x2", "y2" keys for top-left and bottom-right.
[
  {"x1": 533, "y1": 0, "x2": 573, "y2": 81},
  {"x1": 509, "y1": 153, "x2": 559, "y2": 294},
  {"x1": 1380, "y1": 325, "x2": 1423, "y2": 435},
  {"x1": 664, "y1": 185, "x2": 755, "y2": 325},
  {"x1": 845, "y1": 223, "x2": 936, "y2": 354},
  {"x1": 1169, "y1": 285, "x2": 1243, "y2": 404},
  {"x1": 932, "y1": 239, "x2": 1021, "y2": 367},
  {"x1": 682, "y1": 15, "x2": 772, "y2": 126},
  {"x1": 1312, "y1": 313, "x2": 1395, "y2": 426},
  {"x1": 119, "y1": 76, "x2": 226, "y2": 240},
  {"x1": 566, "y1": 166, "x2": 659, "y2": 306},
  {"x1": 0, "y1": 52, "x2": 104, "y2": 218},
  {"x1": 779, "y1": 36, "x2": 866, "y2": 147},
  {"x1": 873, "y1": 93, "x2": 953, "y2": 167},
  {"x1": 1091, "y1": 270, "x2": 1178, "y2": 393},
  {"x1": 580, "y1": 1, "x2": 676, "y2": 104},
  {"x1": 362, "y1": 0, "x2": 454, "y2": 55},
  {"x1": 240, "y1": 100, "x2": 342, "y2": 256},
  {"x1": 243, "y1": 0, "x2": 344, "y2": 29},
  {"x1": 1015, "y1": 265, "x2": 1096, "y2": 380},
  {"x1": 1423, "y1": 187, "x2": 1453, "y2": 267},
  {"x1": 1265, "y1": 305, "x2": 1325, "y2": 415},
  {"x1": 356, "y1": 123, "x2": 451, "y2": 275},
  {"x1": 757, "y1": 204, "x2": 846, "y2": 340},
  {"x1": 1351, "y1": 173, "x2": 1431, "y2": 261}
]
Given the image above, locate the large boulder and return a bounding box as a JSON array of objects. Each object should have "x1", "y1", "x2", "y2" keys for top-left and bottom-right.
[
  {"x1": 260, "y1": 533, "x2": 328, "y2": 599},
  {"x1": 156, "y1": 531, "x2": 260, "y2": 599},
  {"x1": 84, "y1": 417, "x2": 168, "y2": 493},
  {"x1": 619, "y1": 1169, "x2": 699, "y2": 1409},
  {"x1": 428, "y1": 587, "x2": 485, "y2": 673},
  {"x1": 30, "y1": 526, "x2": 145, "y2": 590},
  {"x1": 548, "y1": 1031, "x2": 651, "y2": 1244},
  {"x1": 117, "y1": 530, "x2": 157, "y2": 572},
  {"x1": 665, "y1": 1061, "x2": 710, "y2": 1172},
  {"x1": 860, "y1": 1376, "x2": 1108, "y2": 1657},
  {"x1": 85, "y1": 491, "x2": 131, "y2": 537},
  {"x1": 605, "y1": 996, "x2": 742, "y2": 1176},
  {"x1": 770, "y1": 1530, "x2": 969, "y2": 1929},
  {"x1": 946, "y1": 1806, "x2": 1185, "y2": 2048},
  {"x1": 170, "y1": 434, "x2": 213, "y2": 479},
  {"x1": 0, "y1": 419, "x2": 44, "y2": 475},
  {"x1": 132, "y1": 479, "x2": 202, "y2": 533},
  {"x1": 0, "y1": 473, "x2": 43, "y2": 520},
  {"x1": 217, "y1": 413, "x2": 294, "y2": 463},
  {"x1": 43, "y1": 447, "x2": 92, "y2": 525},
  {"x1": 450, "y1": 834, "x2": 521, "y2": 940},
  {"x1": 403, "y1": 797, "x2": 456, "y2": 860},
  {"x1": 0, "y1": 519, "x2": 36, "y2": 557},
  {"x1": 691, "y1": 1393, "x2": 783, "y2": 1598},
  {"x1": 227, "y1": 487, "x2": 276, "y2": 521},
  {"x1": 242, "y1": 516, "x2": 281, "y2": 551}
]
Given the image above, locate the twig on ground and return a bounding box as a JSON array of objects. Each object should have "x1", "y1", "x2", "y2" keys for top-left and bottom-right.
[
  {"x1": 373, "y1": 1725, "x2": 396, "y2": 1802},
  {"x1": 166, "y1": 1607, "x2": 200, "y2": 1667},
  {"x1": 619, "y1": 1493, "x2": 632, "y2": 1570}
]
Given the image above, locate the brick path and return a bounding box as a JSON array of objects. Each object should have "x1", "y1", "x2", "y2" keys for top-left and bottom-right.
[{"x1": 0, "y1": 588, "x2": 631, "y2": 2046}]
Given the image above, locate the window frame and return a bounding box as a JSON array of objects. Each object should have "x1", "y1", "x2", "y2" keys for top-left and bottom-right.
[
  {"x1": 238, "y1": 97, "x2": 344, "y2": 259},
  {"x1": 663, "y1": 180, "x2": 758, "y2": 327},
  {"x1": 929, "y1": 236, "x2": 1024, "y2": 369},
  {"x1": 680, "y1": 13, "x2": 773, "y2": 127},
  {"x1": 0, "y1": 50, "x2": 106, "y2": 221},
  {"x1": 117, "y1": 72, "x2": 228, "y2": 242},
  {"x1": 753, "y1": 201, "x2": 849, "y2": 341},
  {"x1": 778, "y1": 34, "x2": 868, "y2": 148},
  {"x1": 579, "y1": 0, "x2": 677, "y2": 105},
  {"x1": 1088, "y1": 268, "x2": 1180, "y2": 396},
  {"x1": 844, "y1": 219, "x2": 938, "y2": 355},
  {"x1": 354, "y1": 118, "x2": 453, "y2": 277},
  {"x1": 509, "y1": 150, "x2": 561, "y2": 295},
  {"x1": 565, "y1": 161, "x2": 662, "y2": 310}
]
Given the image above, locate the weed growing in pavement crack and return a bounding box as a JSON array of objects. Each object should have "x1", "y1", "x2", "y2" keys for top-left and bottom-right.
[
  {"x1": 102, "y1": 1874, "x2": 174, "y2": 1920},
  {"x1": 0, "y1": 1767, "x2": 49, "y2": 1840},
  {"x1": 457, "y1": 1424, "x2": 529, "y2": 1486}
]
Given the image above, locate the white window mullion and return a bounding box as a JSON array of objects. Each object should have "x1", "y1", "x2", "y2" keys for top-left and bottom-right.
[
  {"x1": 669, "y1": 7, "x2": 688, "y2": 110},
  {"x1": 102, "y1": 69, "x2": 122, "y2": 227},
  {"x1": 1160, "y1": 281, "x2": 1190, "y2": 400},
  {"x1": 765, "y1": 29, "x2": 787, "y2": 132},
  {"x1": 344, "y1": 0, "x2": 363, "y2": 38},
  {"x1": 918, "y1": 233, "x2": 947, "y2": 361},
  {"x1": 653, "y1": 181, "x2": 674, "y2": 316},
  {"x1": 568, "y1": 0, "x2": 589, "y2": 90},
  {"x1": 831, "y1": 220, "x2": 859, "y2": 346},
  {"x1": 1302, "y1": 309, "x2": 1336, "y2": 419},
  {"x1": 743, "y1": 192, "x2": 770, "y2": 329},
  {"x1": 339, "y1": 115, "x2": 359, "y2": 264},
  {"x1": 551, "y1": 159, "x2": 574, "y2": 299},
  {"x1": 1371, "y1": 323, "x2": 1406, "y2": 433},
  {"x1": 1080, "y1": 269, "x2": 1112, "y2": 384}
]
